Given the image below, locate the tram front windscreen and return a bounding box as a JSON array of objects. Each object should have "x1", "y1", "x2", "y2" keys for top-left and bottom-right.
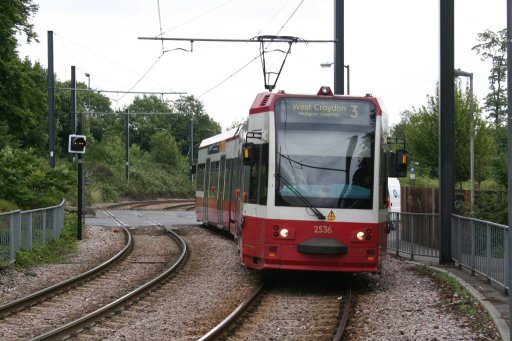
[{"x1": 274, "y1": 98, "x2": 377, "y2": 209}]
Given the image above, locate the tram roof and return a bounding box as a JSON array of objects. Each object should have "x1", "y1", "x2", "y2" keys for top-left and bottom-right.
[
  {"x1": 249, "y1": 87, "x2": 384, "y2": 115},
  {"x1": 199, "y1": 126, "x2": 241, "y2": 149}
]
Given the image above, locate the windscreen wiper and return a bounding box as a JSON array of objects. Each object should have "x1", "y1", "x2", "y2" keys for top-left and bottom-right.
[
  {"x1": 277, "y1": 152, "x2": 346, "y2": 173},
  {"x1": 275, "y1": 172, "x2": 326, "y2": 220}
]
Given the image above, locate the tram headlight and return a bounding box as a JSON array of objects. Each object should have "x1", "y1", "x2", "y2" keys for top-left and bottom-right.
[
  {"x1": 356, "y1": 231, "x2": 366, "y2": 241},
  {"x1": 280, "y1": 229, "x2": 289, "y2": 238}
]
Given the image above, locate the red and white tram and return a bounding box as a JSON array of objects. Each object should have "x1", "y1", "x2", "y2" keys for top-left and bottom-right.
[{"x1": 195, "y1": 87, "x2": 406, "y2": 273}]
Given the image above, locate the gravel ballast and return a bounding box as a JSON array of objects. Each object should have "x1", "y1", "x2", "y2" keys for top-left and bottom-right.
[{"x1": 0, "y1": 224, "x2": 501, "y2": 340}]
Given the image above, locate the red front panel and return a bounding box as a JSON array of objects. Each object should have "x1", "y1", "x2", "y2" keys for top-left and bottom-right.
[{"x1": 240, "y1": 216, "x2": 384, "y2": 273}]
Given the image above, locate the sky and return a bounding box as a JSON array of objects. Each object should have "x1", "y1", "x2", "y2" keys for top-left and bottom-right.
[{"x1": 18, "y1": 0, "x2": 507, "y2": 131}]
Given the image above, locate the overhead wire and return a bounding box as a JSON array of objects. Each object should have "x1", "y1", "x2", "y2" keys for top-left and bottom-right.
[
  {"x1": 274, "y1": 0, "x2": 305, "y2": 37},
  {"x1": 255, "y1": 0, "x2": 294, "y2": 36},
  {"x1": 199, "y1": 0, "x2": 306, "y2": 97},
  {"x1": 157, "y1": 0, "x2": 165, "y2": 53},
  {"x1": 159, "y1": 0, "x2": 237, "y2": 37},
  {"x1": 198, "y1": 54, "x2": 262, "y2": 98},
  {"x1": 118, "y1": 53, "x2": 165, "y2": 101},
  {"x1": 120, "y1": 0, "x2": 238, "y2": 99},
  {"x1": 53, "y1": 32, "x2": 178, "y2": 94}
]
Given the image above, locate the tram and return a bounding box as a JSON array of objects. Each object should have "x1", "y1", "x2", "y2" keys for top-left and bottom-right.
[{"x1": 195, "y1": 86, "x2": 407, "y2": 272}]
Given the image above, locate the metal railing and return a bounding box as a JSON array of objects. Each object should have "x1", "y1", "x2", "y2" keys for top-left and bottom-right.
[
  {"x1": 387, "y1": 212, "x2": 509, "y2": 292},
  {"x1": 452, "y1": 214, "x2": 508, "y2": 291},
  {"x1": 0, "y1": 199, "x2": 66, "y2": 265},
  {"x1": 387, "y1": 212, "x2": 440, "y2": 259}
]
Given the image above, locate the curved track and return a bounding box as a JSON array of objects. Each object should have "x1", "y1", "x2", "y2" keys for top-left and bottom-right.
[
  {"x1": 0, "y1": 226, "x2": 188, "y2": 340},
  {"x1": 31, "y1": 228, "x2": 188, "y2": 340},
  {"x1": 200, "y1": 273, "x2": 353, "y2": 340},
  {"x1": 0, "y1": 226, "x2": 132, "y2": 319}
]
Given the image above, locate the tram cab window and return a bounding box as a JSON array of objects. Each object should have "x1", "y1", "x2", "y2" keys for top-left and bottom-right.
[{"x1": 247, "y1": 144, "x2": 269, "y2": 205}]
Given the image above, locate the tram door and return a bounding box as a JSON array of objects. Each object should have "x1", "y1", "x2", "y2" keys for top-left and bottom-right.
[
  {"x1": 204, "y1": 159, "x2": 210, "y2": 221},
  {"x1": 217, "y1": 155, "x2": 226, "y2": 226}
]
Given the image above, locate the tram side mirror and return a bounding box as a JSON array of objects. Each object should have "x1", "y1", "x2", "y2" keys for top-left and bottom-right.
[
  {"x1": 242, "y1": 143, "x2": 256, "y2": 166},
  {"x1": 388, "y1": 149, "x2": 408, "y2": 178}
]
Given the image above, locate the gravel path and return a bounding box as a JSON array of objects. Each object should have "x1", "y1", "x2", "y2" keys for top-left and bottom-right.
[{"x1": 0, "y1": 224, "x2": 501, "y2": 340}]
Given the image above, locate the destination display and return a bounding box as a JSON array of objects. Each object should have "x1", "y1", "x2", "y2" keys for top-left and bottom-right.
[{"x1": 277, "y1": 99, "x2": 375, "y2": 125}]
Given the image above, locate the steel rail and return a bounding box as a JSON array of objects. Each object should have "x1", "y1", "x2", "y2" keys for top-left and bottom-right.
[
  {"x1": 0, "y1": 226, "x2": 132, "y2": 319},
  {"x1": 105, "y1": 199, "x2": 194, "y2": 210},
  {"x1": 198, "y1": 283, "x2": 265, "y2": 341},
  {"x1": 30, "y1": 228, "x2": 188, "y2": 340},
  {"x1": 332, "y1": 286, "x2": 352, "y2": 341}
]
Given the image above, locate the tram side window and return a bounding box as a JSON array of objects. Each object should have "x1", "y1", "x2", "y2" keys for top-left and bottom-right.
[
  {"x1": 247, "y1": 144, "x2": 269, "y2": 205},
  {"x1": 196, "y1": 164, "x2": 205, "y2": 191},
  {"x1": 380, "y1": 148, "x2": 388, "y2": 209},
  {"x1": 209, "y1": 161, "x2": 220, "y2": 198}
]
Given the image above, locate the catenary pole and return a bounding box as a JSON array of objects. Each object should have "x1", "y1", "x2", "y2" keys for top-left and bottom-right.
[
  {"x1": 507, "y1": 0, "x2": 512, "y2": 339},
  {"x1": 72, "y1": 66, "x2": 83, "y2": 240},
  {"x1": 48, "y1": 31, "x2": 56, "y2": 168},
  {"x1": 439, "y1": 0, "x2": 455, "y2": 263},
  {"x1": 334, "y1": 0, "x2": 344, "y2": 95},
  {"x1": 71, "y1": 66, "x2": 76, "y2": 134},
  {"x1": 125, "y1": 110, "x2": 130, "y2": 180}
]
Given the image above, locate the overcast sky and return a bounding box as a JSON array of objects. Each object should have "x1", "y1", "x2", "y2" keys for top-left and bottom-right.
[{"x1": 18, "y1": 0, "x2": 506, "y2": 130}]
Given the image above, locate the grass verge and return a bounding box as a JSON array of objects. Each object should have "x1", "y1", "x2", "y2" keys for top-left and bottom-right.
[{"x1": 14, "y1": 213, "x2": 78, "y2": 269}]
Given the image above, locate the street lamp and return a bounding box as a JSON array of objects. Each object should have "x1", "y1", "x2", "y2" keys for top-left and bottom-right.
[
  {"x1": 320, "y1": 63, "x2": 350, "y2": 95},
  {"x1": 454, "y1": 68, "x2": 474, "y2": 212}
]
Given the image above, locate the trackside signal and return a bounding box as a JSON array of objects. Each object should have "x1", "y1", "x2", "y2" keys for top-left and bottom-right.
[{"x1": 68, "y1": 134, "x2": 87, "y2": 153}]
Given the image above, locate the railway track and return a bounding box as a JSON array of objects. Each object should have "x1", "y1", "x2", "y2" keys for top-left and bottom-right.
[
  {"x1": 0, "y1": 226, "x2": 133, "y2": 320},
  {"x1": 200, "y1": 272, "x2": 353, "y2": 340},
  {"x1": 105, "y1": 199, "x2": 195, "y2": 211},
  {"x1": 0, "y1": 226, "x2": 188, "y2": 340}
]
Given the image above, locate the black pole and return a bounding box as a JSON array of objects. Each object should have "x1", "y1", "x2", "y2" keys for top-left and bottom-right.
[
  {"x1": 345, "y1": 65, "x2": 350, "y2": 95},
  {"x1": 189, "y1": 119, "x2": 194, "y2": 181},
  {"x1": 48, "y1": 31, "x2": 56, "y2": 168},
  {"x1": 77, "y1": 154, "x2": 83, "y2": 240},
  {"x1": 71, "y1": 66, "x2": 76, "y2": 134},
  {"x1": 439, "y1": 0, "x2": 455, "y2": 264},
  {"x1": 72, "y1": 66, "x2": 83, "y2": 240},
  {"x1": 125, "y1": 111, "x2": 130, "y2": 180},
  {"x1": 334, "y1": 0, "x2": 344, "y2": 95},
  {"x1": 506, "y1": 1, "x2": 512, "y2": 337}
]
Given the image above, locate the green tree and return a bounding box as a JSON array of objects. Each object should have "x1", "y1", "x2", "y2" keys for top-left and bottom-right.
[
  {"x1": 149, "y1": 130, "x2": 183, "y2": 167},
  {"x1": 0, "y1": 147, "x2": 73, "y2": 209},
  {"x1": 472, "y1": 28, "x2": 508, "y2": 188},
  {"x1": 0, "y1": 0, "x2": 38, "y2": 59},
  {"x1": 54, "y1": 80, "x2": 112, "y2": 155},
  {"x1": 171, "y1": 95, "x2": 221, "y2": 158},
  {"x1": 127, "y1": 95, "x2": 171, "y2": 151},
  {"x1": 0, "y1": 1, "x2": 44, "y2": 153},
  {"x1": 396, "y1": 84, "x2": 492, "y2": 186},
  {"x1": 472, "y1": 29, "x2": 507, "y2": 127}
]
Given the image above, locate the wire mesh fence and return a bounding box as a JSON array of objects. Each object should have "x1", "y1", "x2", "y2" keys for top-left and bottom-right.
[{"x1": 0, "y1": 199, "x2": 65, "y2": 265}]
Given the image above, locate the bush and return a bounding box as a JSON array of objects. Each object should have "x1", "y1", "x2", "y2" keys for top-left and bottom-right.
[
  {"x1": 15, "y1": 213, "x2": 78, "y2": 268},
  {"x1": 0, "y1": 147, "x2": 74, "y2": 209},
  {"x1": 472, "y1": 190, "x2": 508, "y2": 225},
  {"x1": 0, "y1": 199, "x2": 18, "y2": 212}
]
